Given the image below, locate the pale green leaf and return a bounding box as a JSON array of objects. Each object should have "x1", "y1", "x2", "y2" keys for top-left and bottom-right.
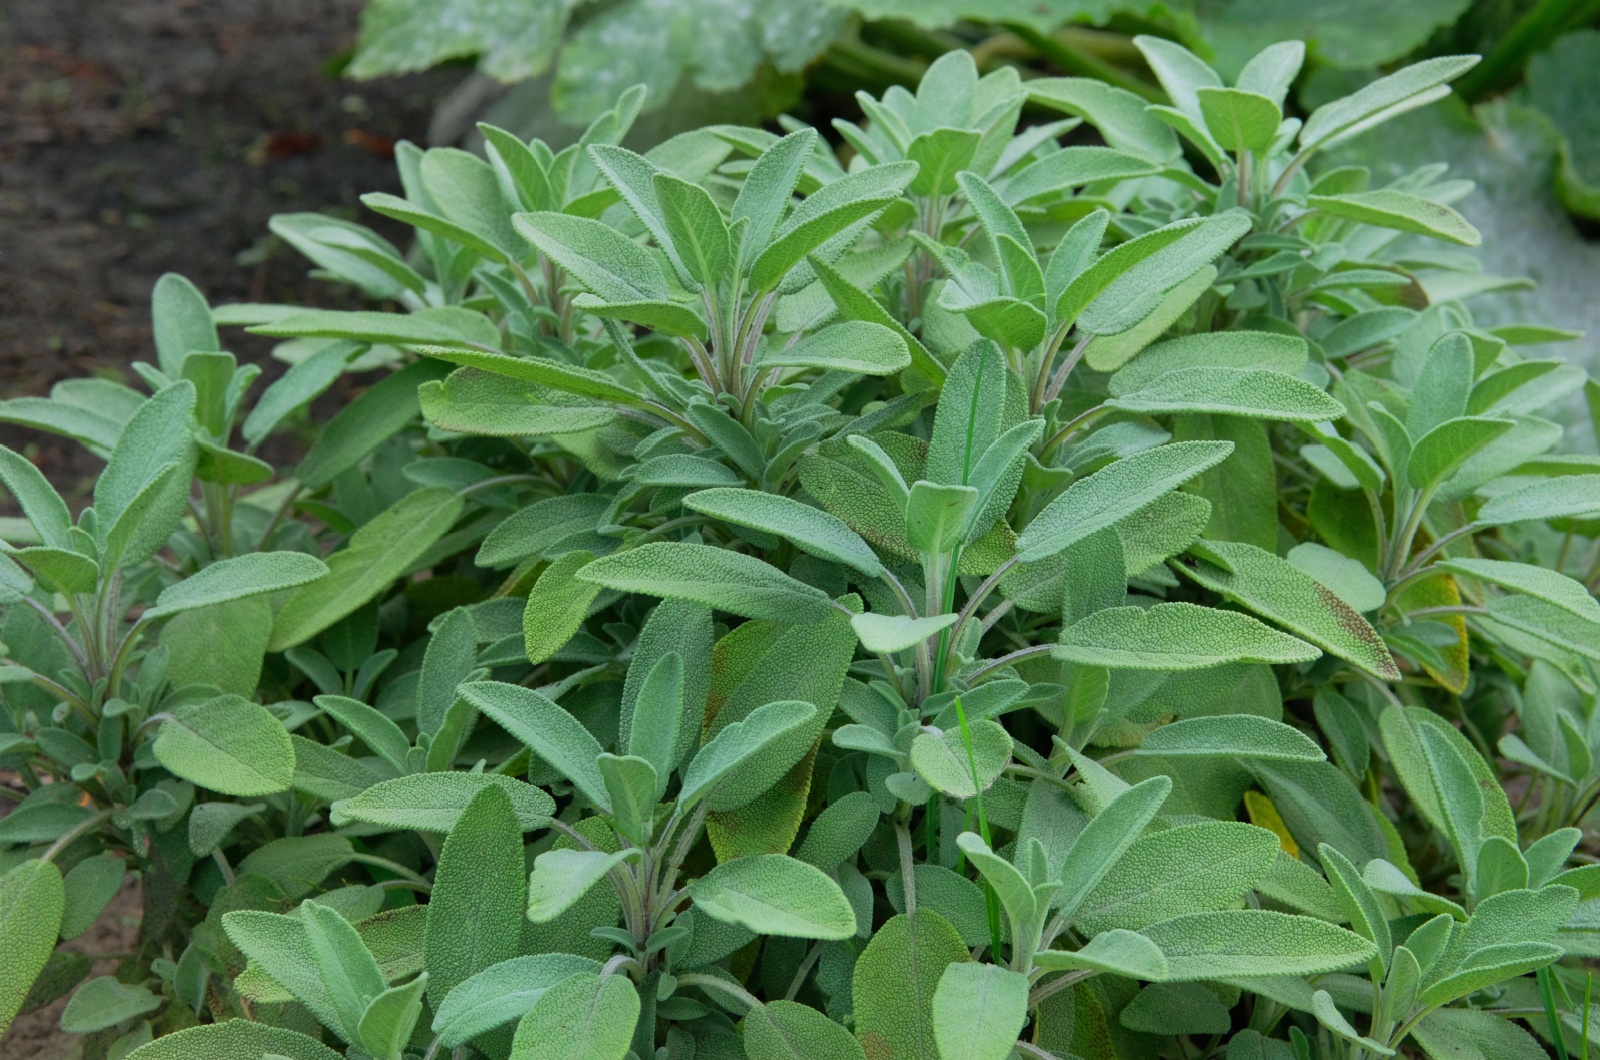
[
  {"x1": 690, "y1": 854, "x2": 856, "y2": 940},
  {"x1": 1054, "y1": 602, "x2": 1320, "y2": 670}
]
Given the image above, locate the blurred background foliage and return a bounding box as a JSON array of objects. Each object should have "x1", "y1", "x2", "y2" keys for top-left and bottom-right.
[{"x1": 340, "y1": 0, "x2": 1600, "y2": 394}]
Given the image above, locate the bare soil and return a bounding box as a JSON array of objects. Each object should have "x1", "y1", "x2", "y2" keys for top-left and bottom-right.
[{"x1": 0, "y1": 0, "x2": 459, "y2": 502}]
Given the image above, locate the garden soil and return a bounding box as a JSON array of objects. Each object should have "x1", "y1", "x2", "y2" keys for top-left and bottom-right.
[{"x1": 0, "y1": 0, "x2": 458, "y2": 508}]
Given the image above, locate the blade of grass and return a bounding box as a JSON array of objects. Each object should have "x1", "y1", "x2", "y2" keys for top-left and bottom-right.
[{"x1": 1540, "y1": 965, "x2": 1571, "y2": 1060}]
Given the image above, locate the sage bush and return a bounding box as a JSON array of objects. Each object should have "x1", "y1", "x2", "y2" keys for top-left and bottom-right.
[{"x1": 2, "y1": 38, "x2": 1599, "y2": 1060}]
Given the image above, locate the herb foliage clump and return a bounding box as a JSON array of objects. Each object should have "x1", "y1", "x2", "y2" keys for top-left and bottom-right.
[{"x1": 2, "y1": 38, "x2": 1600, "y2": 1060}]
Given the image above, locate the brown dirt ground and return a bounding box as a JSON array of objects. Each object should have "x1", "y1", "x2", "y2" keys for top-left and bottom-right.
[{"x1": 0, "y1": 0, "x2": 459, "y2": 505}]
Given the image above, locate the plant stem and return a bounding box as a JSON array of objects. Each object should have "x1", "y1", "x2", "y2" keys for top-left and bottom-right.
[
  {"x1": 42, "y1": 808, "x2": 115, "y2": 863},
  {"x1": 1456, "y1": 0, "x2": 1600, "y2": 100}
]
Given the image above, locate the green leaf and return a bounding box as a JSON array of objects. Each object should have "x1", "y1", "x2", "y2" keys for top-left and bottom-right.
[
  {"x1": 624, "y1": 653, "x2": 683, "y2": 797},
  {"x1": 575, "y1": 543, "x2": 837, "y2": 624},
  {"x1": 0, "y1": 445, "x2": 72, "y2": 550},
  {"x1": 523, "y1": 550, "x2": 604, "y2": 665},
  {"x1": 151, "y1": 272, "x2": 219, "y2": 377},
  {"x1": 359, "y1": 972, "x2": 429, "y2": 1060},
  {"x1": 852, "y1": 912, "x2": 970, "y2": 1060},
  {"x1": 331, "y1": 773, "x2": 554, "y2": 833},
  {"x1": 459, "y1": 682, "x2": 610, "y2": 810},
  {"x1": 0, "y1": 859, "x2": 64, "y2": 1037},
  {"x1": 1309, "y1": 190, "x2": 1481, "y2": 246},
  {"x1": 418, "y1": 606, "x2": 478, "y2": 736},
  {"x1": 1054, "y1": 602, "x2": 1320, "y2": 670},
  {"x1": 910, "y1": 718, "x2": 1010, "y2": 797},
  {"x1": 1028, "y1": 78, "x2": 1181, "y2": 163},
  {"x1": 1410, "y1": 1006, "x2": 1552, "y2": 1060},
  {"x1": 685, "y1": 488, "x2": 881, "y2": 577},
  {"x1": 1074, "y1": 822, "x2": 1280, "y2": 934},
  {"x1": 250, "y1": 306, "x2": 500, "y2": 350},
  {"x1": 690, "y1": 854, "x2": 855, "y2": 940},
  {"x1": 680, "y1": 700, "x2": 819, "y2": 812},
  {"x1": 1137, "y1": 716, "x2": 1326, "y2": 762},
  {"x1": 121, "y1": 1019, "x2": 341, "y2": 1060},
  {"x1": 746, "y1": 1000, "x2": 867, "y2": 1060},
  {"x1": 851, "y1": 612, "x2": 958, "y2": 654},
  {"x1": 1056, "y1": 776, "x2": 1171, "y2": 919},
  {"x1": 750, "y1": 163, "x2": 916, "y2": 292},
  {"x1": 4, "y1": 546, "x2": 96, "y2": 595},
  {"x1": 1035, "y1": 929, "x2": 1171, "y2": 980},
  {"x1": 908, "y1": 128, "x2": 983, "y2": 197},
  {"x1": 60, "y1": 976, "x2": 163, "y2": 1033},
  {"x1": 794, "y1": 792, "x2": 882, "y2": 871},
  {"x1": 147, "y1": 552, "x2": 328, "y2": 619},
  {"x1": 1197, "y1": 87, "x2": 1281, "y2": 154},
  {"x1": 810, "y1": 253, "x2": 945, "y2": 387},
  {"x1": 224, "y1": 905, "x2": 373, "y2": 1042},
  {"x1": 303, "y1": 899, "x2": 389, "y2": 1042},
  {"x1": 1175, "y1": 540, "x2": 1400, "y2": 681},
  {"x1": 1319, "y1": 845, "x2": 1393, "y2": 975},
  {"x1": 760, "y1": 320, "x2": 910, "y2": 375},
  {"x1": 622, "y1": 600, "x2": 712, "y2": 774},
  {"x1": 1478, "y1": 474, "x2": 1600, "y2": 525},
  {"x1": 732, "y1": 128, "x2": 817, "y2": 256},
  {"x1": 422, "y1": 147, "x2": 523, "y2": 257},
  {"x1": 527, "y1": 848, "x2": 635, "y2": 923},
  {"x1": 508, "y1": 971, "x2": 638, "y2": 1060},
  {"x1": 1286, "y1": 543, "x2": 1386, "y2": 613},
  {"x1": 1017, "y1": 441, "x2": 1234, "y2": 562},
  {"x1": 432, "y1": 954, "x2": 602, "y2": 1049},
  {"x1": 596, "y1": 754, "x2": 657, "y2": 844},
  {"x1": 478, "y1": 494, "x2": 611, "y2": 570},
  {"x1": 513, "y1": 211, "x2": 667, "y2": 303},
  {"x1": 1407, "y1": 416, "x2": 1514, "y2": 491},
  {"x1": 1408, "y1": 332, "x2": 1474, "y2": 437},
  {"x1": 95, "y1": 382, "x2": 198, "y2": 568},
  {"x1": 956, "y1": 831, "x2": 1037, "y2": 930},
  {"x1": 1311, "y1": 988, "x2": 1395, "y2": 1056},
  {"x1": 654, "y1": 171, "x2": 731, "y2": 290},
  {"x1": 361, "y1": 190, "x2": 508, "y2": 260},
  {"x1": 1418, "y1": 941, "x2": 1565, "y2": 1007},
  {"x1": 160, "y1": 597, "x2": 271, "y2": 697},
  {"x1": 1002, "y1": 146, "x2": 1160, "y2": 206},
  {"x1": 153, "y1": 694, "x2": 294, "y2": 797},
  {"x1": 425, "y1": 785, "x2": 527, "y2": 1010},
  {"x1": 1108, "y1": 368, "x2": 1346, "y2": 422},
  {"x1": 1139, "y1": 909, "x2": 1378, "y2": 980},
  {"x1": 1109, "y1": 331, "x2": 1308, "y2": 396},
  {"x1": 1076, "y1": 214, "x2": 1250, "y2": 336},
  {"x1": 297, "y1": 359, "x2": 453, "y2": 489},
  {"x1": 930, "y1": 963, "x2": 1029, "y2": 1060},
  {"x1": 1299, "y1": 55, "x2": 1479, "y2": 151},
  {"x1": 415, "y1": 348, "x2": 650, "y2": 409},
  {"x1": 905, "y1": 481, "x2": 979, "y2": 554},
  {"x1": 270, "y1": 488, "x2": 464, "y2": 651},
  {"x1": 420, "y1": 368, "x2": 616, "y2": 437},
  {"x1": 59, "y1": 853, "x2": 126, "y2": 940},
  {"x1": 1439, "y1": 558, "x2": 1600, "y2": 624},
  {"x1": 313, "y1": 694, "x2": 411, "y2": 774}
]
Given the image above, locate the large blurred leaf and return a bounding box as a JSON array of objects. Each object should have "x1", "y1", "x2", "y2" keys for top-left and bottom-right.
[
  {"x1": 1525, "y1": 30, "x2": 1600, "y2": 221},
  {"x1": 552, "y1": 0, "x2": 846, "y2": 123}
]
